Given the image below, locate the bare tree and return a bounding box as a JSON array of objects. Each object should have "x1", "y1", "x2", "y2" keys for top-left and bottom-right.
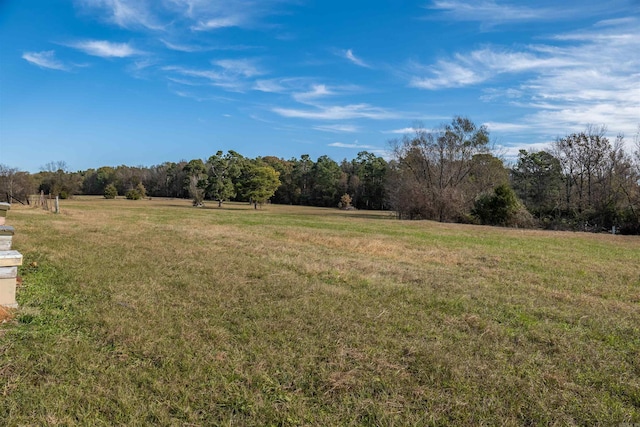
[
  {"x1": 552, "y1": 126, "x2": 639, "y2": 229},
  {"x1": 389, "y1": 117, "x2": 491, "y2": 221},
  {"x1": 0, "y1": 164, "x2": 35, "y2": 204}
]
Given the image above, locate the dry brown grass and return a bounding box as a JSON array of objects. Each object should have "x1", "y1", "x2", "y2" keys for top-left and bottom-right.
[{"x1": 0, "y1": 305, "x2": 14, "y2": 323}]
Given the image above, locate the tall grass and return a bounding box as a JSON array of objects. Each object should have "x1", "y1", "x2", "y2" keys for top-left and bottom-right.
[{"x1": 1, "y1": 197, "x2": 639, "y2": 425}]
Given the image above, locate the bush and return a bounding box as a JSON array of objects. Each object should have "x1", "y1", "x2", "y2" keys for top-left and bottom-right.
[
  {"x1": 135, "y1": 183, "x2": 146, "y2": 199},
  {"x1": 125, "y1": 190, "x2": 140, "y2": 200},
  {"x1": 473, "y1": 184, "x2": 523, "y2": 226},
  {"x1": 125, "y1": 183, "x2": 147, "y2": 200},
  {"x1": 338, "y1": 193, "x2": 352, "y2": 209},
  {"x1": 104, "y1": 183, "x2": 117, "y2": 199}
]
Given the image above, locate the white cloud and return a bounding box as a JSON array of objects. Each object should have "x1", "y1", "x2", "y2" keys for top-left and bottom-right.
[
  {"x1": 496, "y1": 142, "x2": 552, "y2": 159},
  {"x1": 77, "y1": 0, "x2": 296, "y2": 33},
  {"x1": 425, "y1": 1, "x2": 634, "y2": 27},
  {"x1": 314, "y1": 124, "x2": 360, "y2": 133},
  {"x1": 169, "y1": 0, "x2": 294, "y2": 32},
  {"x1": 410, "y1": 18, "x2": 640, "y2": 138},
  {"x1": 253, "y1": 77, "x2": 312, "y2": 94},
  {"x1": 383, "y1": 127, "x2": 423, "y2": 135},
  {"x1": 71, "y1": 40, "x2": 140, "y2": 58},
  {"x1": 482, "y1": 122, "x2": 531, "y2": 132},
  {"x1": 76, "y1": 0, "x2": 163, "y2": 30},
  {"x1": 410, "y1": 48, "x2": 582, "y2": 89},
  {"x1": 160, "y1": 39, "x2": 203, "y2": 52},
  {"x1": 427, "y1": 0, "x2": 550, "y2": 25},
  {"x1": 214, "y1": 58, "x2": 264, "y2": 77},
  {"x1": 22, "y1": 51, "x2": 68, "y2": 71},
  {"x1": 410, "y1": 60, "x2": 484, "y2": 89},
  {"x1": 254, "y1": 79, "x2": 286, "y2": 93},
  {"x1": 164, "y1": 58, "x2": 265, "y2": 92},
  {"x1": 164, "y1": 66, "x2": 223, "y2": 81},
  {"x1": 343, "y1": 49, "x2": 369, "y2": 68},
  {"x1": 273, "y1": 104, "x2": 399, "y2": 120},
  {"x1": 293, "y1": 84, "x2": 333, "y2": 102},
  {"x1": 191, "y1": 16, "x2": 242, "y2": 31},
  {"x1": 329, "y1": 141, "x2": 377, "y2": 149},
  {"x1": 169, "y1": 85, "x2": 236, "y2": 102}
]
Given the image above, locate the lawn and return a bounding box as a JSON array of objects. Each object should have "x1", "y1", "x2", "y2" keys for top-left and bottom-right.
[{"x1": 1, "y1": 197, "x2": 639, "y2": 425}]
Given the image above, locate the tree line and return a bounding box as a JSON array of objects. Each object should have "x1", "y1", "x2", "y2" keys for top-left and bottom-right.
[
  {"x1": 1, "y1": 117, "x2": 639, "y2": 233},
  {"x1": 0, "y1": 150, "x2": 388, "y2": 211},
  {"x1": 389, "y1": 118, "x2": 640, "y2": 233}
]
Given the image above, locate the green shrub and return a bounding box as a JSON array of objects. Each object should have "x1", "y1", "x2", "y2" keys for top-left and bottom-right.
[
  {"x1": 104, "y1": 183, "x2": 117, "y2": 199},
  {"x1": 135, "y1": 183, "x2": 146, "y2": 199},
  {"x1": 473, "y1": 184, "x2": 521, "y2": 226},
  {"x1": 125, "y1": 183, "x2": 147, "y2": 200}
]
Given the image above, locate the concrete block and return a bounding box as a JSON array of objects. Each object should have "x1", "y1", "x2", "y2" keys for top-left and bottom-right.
[
  {"x1": 0, "y1": 277, "x2": 17, "y2": 307},
  {"x1": 0, "y1": 236, "x2": 12, "y2": 251},
  {"x1": 0, "y1": 226, "x2": 14, "y2": 236},
  {"x1": 0, "y1": 266, "x2": 17, "y2": 279},
  {"x1": 0, "y1": 250, "x2": 22, "y2": 267},
  {"x1": 0, "y1": 203, "x2": 8, "y2": 226}
]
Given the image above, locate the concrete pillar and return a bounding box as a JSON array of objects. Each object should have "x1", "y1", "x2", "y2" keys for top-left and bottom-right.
[
  {"x1": 0, "y1": 202, "x2": 9, "y2": 226},
  {"x1": 0, "y1": 206, "x2": 23, "y2": 308},
  {"x1": 0, "y1": 250, "x2": 22, "y2": 308}
]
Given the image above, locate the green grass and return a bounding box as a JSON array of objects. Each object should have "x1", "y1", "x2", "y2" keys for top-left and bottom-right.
[{"x1": 1, "y1": 197, "x2": 639, "y2": 425}]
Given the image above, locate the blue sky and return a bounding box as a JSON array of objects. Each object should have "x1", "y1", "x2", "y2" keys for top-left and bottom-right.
[{"x1": 1, "y1": 0, "x2": 639, "y2": 172}]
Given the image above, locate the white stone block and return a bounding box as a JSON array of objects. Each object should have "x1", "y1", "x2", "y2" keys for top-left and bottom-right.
[
  {"x1": 0, "y1": 236, "x2": 12, "y2": 251},
  {"x1": 0, "y1": 250, "x2": 22, "y2": 267},
  {"x1": 0, "y1": 266, "x2": 17, "y2": 279},
  {"x1": 0, "y1": 277, "x2": 17, "y2": 307}
]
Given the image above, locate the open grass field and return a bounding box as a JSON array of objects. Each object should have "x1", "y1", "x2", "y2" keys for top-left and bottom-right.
[{"x1": 1, "y1": 197, "x2": 639, "y2": 425}]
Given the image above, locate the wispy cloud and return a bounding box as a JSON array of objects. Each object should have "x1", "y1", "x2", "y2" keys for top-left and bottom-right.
[
  {"x1": 342, "y1": 49, "x2": 370, "y2": 68},
  {"x1": 172, "y1": 0, "x2": 295, "y2": 32},
  {"x1": 425, "y1": 1, "x2": 638, "y2": 28},
  {"x1": 254, "y1": 79, "x2": 286, "y2": 93},
  {"x1": 71, "y1": 40, "x2": 141, "y2": 58},
  {"x1": 77, "y1": 0, "x2": 298, "y2": 33},
  {"x1": 161, "y1": 39, "x2": 259, "y2": 52},
  {"x1": 410, "y1": 59, "x2": 485, "y2": 89},
  {"x1": 329, "y1": 141, "x2": 377, "y2": 149},
  {"x1": 76, "y1": 0, "x2": 163, "y2": 30},
  {"x1": 273, "y1": 104, "x2": 399, "y2": 120},
  {"x1": 22, "y1": 50, "x2": 68, "y2": 71},
  {"x1": 426, "y1": 1, "x2": 550, "y2": 25},
  {"x1": 191, "y1": 16, "x2": 242, "y2": 31},
  {"x1": 160, "y1": 39, "x2": 203, "y2": 52},
  {"x1": 164, "y1": 58, "x2": 265, "y2": 91},
  {"x1": 383, "y1": 127, "x2": 423, "y2": 135},
  {"x1": 293, "y1": 84, "x2": 334, "y2": 102},
  {"x1": 164, "y1": 66, "x2": 223, "y2": 82},
  {"x1": 409, "y1": 16, "x2": 640, "y2": 142},
  {"x1": 314, "y1": 124, "x2": 360, "y2": 133},
  {"x1": 497, "y1": 142, "x2": 551, "y2": 158},
  {"x1": 169, "y1": 87, "x2": 235, "y2": 103},
  {"x1": 214, "y1": 59, "x2": 264, "y2": 77},
  {"x1": 482, "y1": 122, "x2": 530, "y2": 133},
  {"x1": 410, "y1": 47, "x2": 583, "y2": 90}
]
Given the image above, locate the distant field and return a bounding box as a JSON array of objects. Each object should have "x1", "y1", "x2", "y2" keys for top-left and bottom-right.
[{"x1": 1, "y1": 197, "x2": 639, "y2": 425}]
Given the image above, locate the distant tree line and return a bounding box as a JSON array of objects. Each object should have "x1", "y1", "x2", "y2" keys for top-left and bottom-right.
[
  {"x1": 388, "y1": 118, "x2": 640, "y2": 233},
  {"x1": 512, "y1": 125, "x2": 640, "y2": 233},
  {"x1": 1, "y1": 117, "x2": 639, "y2": 233}
]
